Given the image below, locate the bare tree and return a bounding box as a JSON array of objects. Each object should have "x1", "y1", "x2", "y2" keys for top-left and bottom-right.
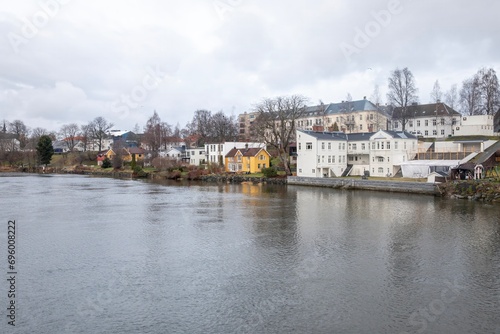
[
  {"x1": 80, "y1": 124, "x2": 91, "y2": 152},
  {"x1": 387, "y1": 67, "x2": 419, "y2": 131},
  {"x1": 430, "y1": 80, "x2": 442, "y2": 103},
  {"x1": 59, "y1": 123, "x2": 80, "y2": 152},
  {"x1": 143, "y1": 111, "x2": 163, "y2": 156},
  {"x1": 8, "y1": 120, "x2": 30, "y2": 150},
  {"x1": 370, "y1": 84, "x2": 386, "y2": 132},
  {"x1": 445, "y1": 84, "x2": 458, "y2": 109},
  {"x1": 460, "y1": 76, "x2": 482, "y2": 115},
  {"x1": 253, "y1": 95, "x2": 308, "y2": 175},
  {"x1": 211, "y1": 111, "x2": 238, "y2": 143},
  {"x1": 88, "y1": 117, "x2": 113, "y2": 152},
  {"x1": 190, "y1": 109, "x2": 213, "y2": 145},
  {"x1": 477, "y1": 67, "x2": 499, "y2": 115}
]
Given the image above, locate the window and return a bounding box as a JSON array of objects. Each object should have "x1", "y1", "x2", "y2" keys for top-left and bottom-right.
[
  {"x1": 322, "y1": 142, "x2": 325, "y2": 150},
  {"x1": 409, "y1": 121, "x2": 413, "y2": 127},
  {"x1": 328, "y1": 156, "x2": 331, "y2": 163},
  {"x1": 441, "y1": 118, "x2": 445, "y2": 126},
  {"x1": 263, "y1": 164, "x2": 266, "y2": 168},
  {"x1": 372, "y1": 142, "x2": 376, "y2": 149},
  {"x1": 378, "y1": 157, "x2": 384, "y2": 162},
  {"x1": 332, "y1": 156, "x2": 335, "y2": 163},
  {"x1": 339, "y1": 143, "x2": 342, "y2": 150},
  {"x1": 404, "y1": 142, "x2": 407, "y2": 149},
  {"x1": 321, "y1": 156, "x2": 325, "y2": 163},
  {"x1": 394, "y1": 122, "x2": 399, "y2": 128},
  {"x1": 432, "y1": 119, "x2": 437, "y2": 126},
  {"x1": 352, "y1": 144, "x2": 357, "y2": 150},
  {"x1": 360, "y1": 124, "x2": 363, "y2": 130},
  {"x1": 306, "y1": 142, "x2": 312, "y2": 150},
  {"x1": 258, "y1": 163, "x2": 261, "y2": 169},
  {"x1": 425, "y1": 130, "x2": 429, "y2": 136},
  {"x1": 378, "y1": 167, "x2": 384, "y2": 173},
  {"x1": 441, "y1": 129, "x2": 445, "y2": 135},
  {"x1": 381, "y1": 142, "x2": 384, "y2": 149},
  {"x1": 317, "y1": 156, "x2": 320, "y2": 163},
  {"x1": 260, "y1": 155, "x2": 265, "y2": 160},
  {"x1": 237, "y1": 156, "x2": 242, "y2": 162},
  {"x1": 361, "y1": 143, "x2": 365, "y2": 150},
  {"x1": 328, "y1": 142, "x2": 331, "y2": 150},
  {"x1": 387, "y1": 142, "x2": 390, "y2": 149},
  {"x1": 342, "y1": 143, "x2": 346, "y2": 150},
  {"x1": 360, "y1": 114, "x2": 363, "y2": 120},
  {"x1": 377, "y1": 142, "x2": 380, "y2": 150},
  {"x1": 370, "y1": 114, "x2": 374, "y2": 120},
  {"x1": 425, "y1": 120, "x2": 429, "y2": 126},
  {"x1": 395, "y1": 141, "x2": 398, "y2": 149},
  {"x1": 433, "y1": 130, "x2": 437, "y2": 136},
  {"x1": 299, "y1": 143, "x2": 302, "y2": 150},
  {"x1": 387, "y1": 157, "x2": 390, "y2": 162},
  {"x1": 299, "y1": 169, "x2": 302, "y2": 173},
  {"x1": 417, "y1": 120, "x2": 421, "y2": 127},
  {"x1": 312, "y1": 169, "x2": 315, "y2": 173}
]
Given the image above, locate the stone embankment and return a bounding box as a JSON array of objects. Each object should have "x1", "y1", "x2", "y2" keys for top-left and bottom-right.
[{"x1": 287, "y1": 176, "x2": 439, "y2": 195}]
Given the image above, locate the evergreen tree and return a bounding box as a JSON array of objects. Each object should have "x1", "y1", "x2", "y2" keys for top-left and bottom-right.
[{"x1": 36, "y1": 135, "x2": 54, "y2": 166}]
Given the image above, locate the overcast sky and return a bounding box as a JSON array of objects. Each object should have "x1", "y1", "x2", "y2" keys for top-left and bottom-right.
[{"x1": 1, "y1": 0, "x2": 499, "y2": 133}]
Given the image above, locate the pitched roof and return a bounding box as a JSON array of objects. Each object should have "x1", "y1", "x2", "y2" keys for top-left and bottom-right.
[
  {"x1": 325, "y1": 99, "x2": 378, "y2": 114},
  {"x1": 392, "y1": 102, "x2": 460, "y2": 118},
  {"x1": 128, "y1": 147, "x2": 145, "y2": 154},
  {"x1": 225, "y1": 147, "x2": 267, "y2": 157},
  {"x1": 346, "y1": 132, "x2": 376, "y2": 141},
  {"x1": 298, "y1": 129, "x2": 347, "y2": 141}
]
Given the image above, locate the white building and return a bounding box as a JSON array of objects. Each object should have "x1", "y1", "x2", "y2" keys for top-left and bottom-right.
[
  {"x1": 187, "y1": 147, "x2": 206, "y2": 166},
  {"x1": 296, "y1": 130, "x2": 348, "y2": 177},
  {"x1": 391, "y1": 102, "x2": 460, "y2": 138},
  {"x1": 296, "y1": 129, "x2": 418, "y2": 178},
  {"x1": 454, "y1": 115, "x2": 499, "y2": 136},
  {"x1": 205, "y1": 142, "x2": 265, "y2": 165},
  {"x1": 368, "y1": 130, "x2": 418, "y2": 177}
]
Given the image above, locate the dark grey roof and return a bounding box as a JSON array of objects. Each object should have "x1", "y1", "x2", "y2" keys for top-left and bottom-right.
[
  {"x1": 383, "y1": 130, "x2": 417, "y2": 139},
  {"x1": 346, "y1": 132, "x2": 375, "y2": 141},
  {"x1": 325, "y1": 99, "x2": 378, "y2": 114},
  {"x1": 392, "y1": 103, "x2": 460, "y2": 118},
  {"x1": 298, "y1": 130, "x2": 347, "y2": 141}
]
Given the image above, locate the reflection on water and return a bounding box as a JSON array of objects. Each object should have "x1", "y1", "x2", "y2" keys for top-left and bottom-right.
[{"x1": 0, "y1": 174, "x2": 499, "y2": 334}]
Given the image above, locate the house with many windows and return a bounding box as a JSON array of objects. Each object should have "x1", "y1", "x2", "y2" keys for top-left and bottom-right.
[
  {"x1": 454, "y1": 114, "x2": 499, "y2": 136},
  {"x1": 296, "y1": 130, "x2": 348, "y2": 177},
  {"x1": 205, "y1": 142, "x2": 266, "y2": 165},
  {"x1": 296, "y1": 129, "x2": 418, "y2": 178},
  {"x1": 225, "y1": 147, "x2": 271, "y2": 173},
  {"x1": 296, "y1": 99, "x2": 389, "y2": 133},
  {"x1": 391, "y1": 102, "x2": 460, "y2": 138}
]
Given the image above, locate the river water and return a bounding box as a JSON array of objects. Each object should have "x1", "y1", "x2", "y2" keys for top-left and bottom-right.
[{"x1": 0, "y1": 174, "x2": 499, "y2": 334}]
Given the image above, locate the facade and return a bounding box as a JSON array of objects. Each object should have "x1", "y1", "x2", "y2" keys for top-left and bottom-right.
[
  {"x1": 454, "y1": 115, "x2": 499, "y2": 136},
  {"x1": 161, "y1": 147, "x2": 188, "y2": 162},
  {"x1": 225, "y1": 147, "x2": 271, "y2": 173},
  {"x1": 187, "y1": 147, "x2": 206, "y2": 166},
  {"x1": 296, "y1": 99, "x2": 389, "y2": 133},
  {"x1": 391, "y1": 102, "x2": 460, "y2": 138},
  {"x1": 205, "y1": 142, "x2": 266, "y2": 165},
  {"x1": 97, "y1": 147, "x2": 145, "y2": 165},
  {"x1": 296, "y1": 130, "x2": 348, "y2": 178},
  {"x1": 238, "y1": 111, "x2": 260, "y2": 141},
  {"x1": 368, "y1": 130, "x2": 418, "y2": 177},
  {"x1": 296, "y1": 129, "x2": 418, "y2": 178}
]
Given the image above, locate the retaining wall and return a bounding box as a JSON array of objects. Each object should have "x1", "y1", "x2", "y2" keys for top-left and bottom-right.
[{"x1": 287, "y1": 176, "x2": 440, "y2": 195}]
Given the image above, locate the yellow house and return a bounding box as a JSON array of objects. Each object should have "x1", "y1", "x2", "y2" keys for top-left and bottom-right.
[
  {"x1": 97, "y1": 147, "x2": 145, "y2": 165},
  {"x1": 225, "y1": 147, "x2": 271, "y2": 173}
]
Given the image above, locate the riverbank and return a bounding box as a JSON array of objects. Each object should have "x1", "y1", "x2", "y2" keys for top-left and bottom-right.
[{"x1": 3, "y1": 166, "x2": 500, "y2": 201}]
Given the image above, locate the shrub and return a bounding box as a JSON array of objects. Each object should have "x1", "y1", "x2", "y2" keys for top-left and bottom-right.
[
  {"x1": 262, "y1": 167, "x2": 278, "y2": 178},
  {"x1": 101, "y1": 157, "x2": 112, "y2": 168}
]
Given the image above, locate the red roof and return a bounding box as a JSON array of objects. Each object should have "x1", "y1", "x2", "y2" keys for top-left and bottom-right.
[{"x1": 225, "y1": 147, "x2": 266, "y2": 158}]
